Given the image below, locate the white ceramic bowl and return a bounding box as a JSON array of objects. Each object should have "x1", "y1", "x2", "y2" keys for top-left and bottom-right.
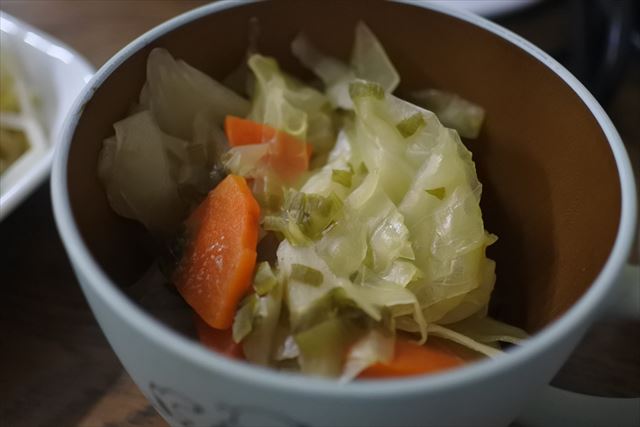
[
  {"x1": 51, "y1": 1, "x2": 638, "y2": 426},
  {"x1": 0, "y1": 12, "x2": 94, "y2": 220}
]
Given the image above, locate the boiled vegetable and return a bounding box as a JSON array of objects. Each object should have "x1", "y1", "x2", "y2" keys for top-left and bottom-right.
[
  {"x1": 195, "y1": 315, "x2": 245, "y2": 360},
  {"x1": 174, "y1": 175, "x2": 260, "y2": 329},
  {"x1": 358, "y1": 338, "x2": 465, "y2": 378},
  {"x1": 225, "y1": 115, "x2": 311, "y2": 183}
]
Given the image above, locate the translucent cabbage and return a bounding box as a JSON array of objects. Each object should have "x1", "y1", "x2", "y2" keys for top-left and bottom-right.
[
  {"x1": 294, "y1": 315, "x2": 355, "y2": 377},
  {"x1": 267, "y1": 80, "x2": 499, "y2": 370},
  {"x1": 232, "y1": 262, "x2": 284, "y2": 366},
  {"x1": 263, "y1": 190, "x2": 343, "y2": 245},
  {"x1": 253, "y1": 261, "x2": 278, "y2": 296},
  {"x1": 291, "y1": 34, "x2": 354, "y2": 109},
  {"x1": 248, "y1": 54, "x2": 336, "y2": 156},
  {"x1": 242, "y1": 278, "x2": 284, "y2": 365},
  {"x1": 233, "y1": 294, "x2": 257, "y2": 343},
  {"x1": 99, "y1": 48, "x2": 255, "y2": 233},
  {"x1": 351, "y1": 22, "x2": 399, "y2": 92},
  {"x1": 427, "y1": 324, "x2": 502, "y2": 358},
  {"x1": 144, "y1": 48, "x2": 249, "y2": 140},
  {"x1": 411, "y1": 89, "x2": 485, "y2": 139},
  {"x1": 223, "y1": 143, "x2": 270, "y2": 177},
  {"x1": 447, "y1": 315, "x2": 528, "y2": 345},
  {"x1": 341, "y1": 329, "x2": 394, "y2": 382},
  {"x1": 292, "y1": 22, "x2": 399, "y2": 109},
  {"x1": 98, "y1": 111, "x2": 187, "y2": 234}
]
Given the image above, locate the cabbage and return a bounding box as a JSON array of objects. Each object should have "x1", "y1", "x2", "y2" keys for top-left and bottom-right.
[
  {"x1": 144, "y1": 48, "x2": 249, "y2": 140},
  {"x1": 232, "y1": 262, "x2": 284, "y2": 366},
  {"x1": 351, "y1": 22, "x2": 399, "y2": 92},
  {"x1": 447, "y1": 315, "x2": 528, "y2": 345},
  {"x1": 291, "y1": 34, "x2": 354, "y2": 109},
  {"x1": 427, "y1": 324, "x2": 502, "y2": 358},
  {"x1": 223, "y1": 143, "x2": 270, "y2": 177},
  {"x1": 294, "y1": 315, "x2": 355, "y2": 377},
  {"x1": 266, "y1": 79, "x2": 498, "y2": 370},
  {"x1": 292, "y1": 22, "x2": 399, "y2": 110},
  {"x1": 98, "y1": 108, "x2": 228, "y2": 233},
  {"x1": 411, "y1": 89, "x2": 485, "y2": 139},
  {"x1": 248, "y1": 54, "x2": 336, "y2": 156},
  {"x1": 98, "y1": 111, "x2": 187, "y2": 234},
  {"x1": 221, "y1": 54, "x2": 338, "y2": 213},
  {"x1": 99, "y1": 48, "x2": 253, "y2": 233},
  {"x1": 263, "y1": 190, "x2": 343, "y2": 245},
  {"x1": 341, "y1": 328, "x2": 394, "y2": 382},
  {"x1": 242, "y1": 278, "x2": 284, "y2": 365},
  {"x1": 253, "y1": 261, "x2": 278, "y2": 296},
  {"x1": 232, "y1": 294, "x2": 257, "y2": 343}
]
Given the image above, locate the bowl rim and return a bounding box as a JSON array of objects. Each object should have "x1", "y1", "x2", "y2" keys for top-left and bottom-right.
[{"x1": 51, "y1": 0, "x2": 637, "y2": 397}]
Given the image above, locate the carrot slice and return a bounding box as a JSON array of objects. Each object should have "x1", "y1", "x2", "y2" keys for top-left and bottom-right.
[
  {"x1": 174, "y1": 175, "x2": 260, "y2": 329},
  {"x1": 359, "y1": 338, "x2": 465, "y2": 378},
  {"x1": 194, "y1": 315, "x2": 244, "y2": 360},
  {"x1": 224, "y1": 115, "x2": 311, "y2": 182}
]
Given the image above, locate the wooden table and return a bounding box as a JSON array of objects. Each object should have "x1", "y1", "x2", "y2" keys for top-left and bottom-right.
[{"x1": 1, "y1": 2, "x2": 638, "y2": 426}]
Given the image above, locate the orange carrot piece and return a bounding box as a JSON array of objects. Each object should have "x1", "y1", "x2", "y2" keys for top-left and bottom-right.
[
  {"x1": 359, "y1": 338, "x2": 465, "y2": 379},
  {"x1": 174, "y1": 175, "x2": 260, "y2": 329},
  {"x1": 224, "y1": 116, "x2": 311, "y2": 182},
  {"x1": 195, "y1": 315, "x2": 244, "y2": 360}
]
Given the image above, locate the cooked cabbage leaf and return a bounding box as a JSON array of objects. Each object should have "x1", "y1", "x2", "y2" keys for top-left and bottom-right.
[
  {"x1": 248, "y1": 54, "x2": 336, "y2": 156},
  {"x1": 98, "y1": 111, "x2": 187, "y2": 234},
  {"x1": 292, "y1": 21, "x2": 399, "y2": 109},
  {"x1": 144, "y1": 48, "x2": 249, "y2": 140},
  {"x1": 266, "y1": 80, "x2": 497, "y2": 370},
  {"x1": 411, "y1": 89, "x2": 485, "y2": 139}
]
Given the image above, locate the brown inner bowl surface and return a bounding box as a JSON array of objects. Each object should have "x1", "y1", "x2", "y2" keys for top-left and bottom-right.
[{"x1": 66, "y1": 0, "x2": 621, "y2": 333}]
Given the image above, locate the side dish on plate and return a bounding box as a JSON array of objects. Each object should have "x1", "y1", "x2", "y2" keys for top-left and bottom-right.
[
  {"x1": 0, "y1": 52, "x2": 39, "y2": 175},
  {"x1": 98, "y1": 22, "x2": 526, "y2": 380},
  {"x1": 0, "y1": 13, "x2": 94, "y2": 220}
]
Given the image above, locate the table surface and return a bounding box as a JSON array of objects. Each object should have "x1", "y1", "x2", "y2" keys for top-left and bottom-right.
[{"x1": 1, "y1": 1, "x2": 638, "y2": 426}]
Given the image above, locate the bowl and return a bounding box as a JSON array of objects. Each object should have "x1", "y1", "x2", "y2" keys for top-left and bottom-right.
[
  {"x1": 51, "y1": 1, "x2": 637, "y2": 426},
  {"x1": 0, "y1": 12, "x2": 94, "y2": 220}
]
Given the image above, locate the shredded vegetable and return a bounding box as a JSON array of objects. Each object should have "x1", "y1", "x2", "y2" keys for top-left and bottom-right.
[{"x1": 99, "y1": 22, "x2": 527, "y2": 381}]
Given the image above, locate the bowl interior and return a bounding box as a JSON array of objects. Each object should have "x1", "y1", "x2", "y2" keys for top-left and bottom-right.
[{"x1": 64, "y1": 0, "x2": 621, "y2": 333}]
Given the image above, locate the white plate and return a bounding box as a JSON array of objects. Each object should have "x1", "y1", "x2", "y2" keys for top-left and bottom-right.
[{"x1": 0, "y1": 12, "x2": 94, "y2": 220}]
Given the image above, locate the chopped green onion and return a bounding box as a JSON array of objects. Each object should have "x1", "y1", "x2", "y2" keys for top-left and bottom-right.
[
  {"x1": 232, "y1": 294, "x2": 258, "y2": 343},
  {"x1": 349, "y1": 81, "x2": 385, "y2": 100},
  {"x1": 331, "y1": 169, "x2": 353, "y2": 187},
  {"x1": 254, "y1": 262, "x2": 278, "y2": 296},
  {"x1": 263, "y1": 215, "x2": 311, "y2": 245},
  {"x1": 290, "y1": 264, "x2": 324, "y2": 286},
  {"x1": 264, "y1": 190, "x2": 342, "y2": 245},
  {"x1": 425, "y1": 187, "x2": 446, "y2": 200},
  {"x1": 396, "y1": 113, "x2": 426, "y2": 138}
]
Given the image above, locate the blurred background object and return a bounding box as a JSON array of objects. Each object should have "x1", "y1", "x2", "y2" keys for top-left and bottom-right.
[
  {"x1": 0, "y1": 1, "x2": 638, "y2": 426},
  {"x1": 567, "y1": 0, "x2": 636, "y2": 107}
]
